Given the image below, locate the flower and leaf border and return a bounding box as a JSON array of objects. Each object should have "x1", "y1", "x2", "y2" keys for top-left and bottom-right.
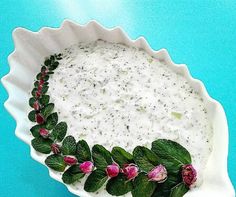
[{"x1": 28, "y1": 54, "x2": 197, "y2": 197}]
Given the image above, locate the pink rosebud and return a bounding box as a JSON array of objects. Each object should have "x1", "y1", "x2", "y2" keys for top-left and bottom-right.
[
  {"x1": 147, "y1": 164, "x2": 167, "y2": 182},
  {"x1": 51, "y1": 143, "x2": 60, "y2": 154},
  {"x1": 35, "y1": 91, "x2": 41, "y2": 98},
  {"x1": 33, "y1": 101, "x2": 40, "y2": 111},
  {"x1": 64, "y1": 156, "x2": 77, "y2": 166},
  {"x1": 122, "y1": 164, "x2": 139, "y2": 180},
  {"x1": 37, "y1": 85, "x2": 42, "y2": 92},
  {"x1": 79, "y1": 161, "x2": 94, "y2": 174},
  {"x1": 39, "y1": 128, "x2": 49, "y2": 138},
  {"x1": 106, "y1": 163, "x2": 120, "y2": 178},
  {"x1": 35, "y1": 113, "x2": 45, "y2": 124},
  {"x1": 39, "y1": 79, "x2": 44, "y2": 86},
  {"x1": 182, "y1": 164, "x2": 197, "y2": 186}
]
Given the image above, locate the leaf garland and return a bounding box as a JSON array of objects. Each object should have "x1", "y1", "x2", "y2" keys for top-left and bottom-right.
[{"x1": 28, "y1": 53, "x2": 195, "y2": 197}]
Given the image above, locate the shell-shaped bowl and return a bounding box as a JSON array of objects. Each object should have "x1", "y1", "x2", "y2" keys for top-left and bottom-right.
[{"x1": 1, "y1": 20, "x2": 235, "y2": 197}]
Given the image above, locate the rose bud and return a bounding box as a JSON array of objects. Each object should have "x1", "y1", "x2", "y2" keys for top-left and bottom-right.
[
  {"x1": 33, "y1": 101, "x2": 40, "y2": 111},
  {"x1": 64, "y1": 156, "x2": 77, "y2": 166},
  {"x1": 147, "y1": 164, "x2": 167, "y2": 182},
  {"x1": 35, "y1": 113, "x2": 45, "y2": 124},
  {"x1": 35, "y1": 91, "x2": 41, "y2": 98},
  {"x1": 106, "y1": 163, "x2": 120, "y2": 178},
  {"x1": 182, "y1": 164, "x2": 197, "y2": 186},
  {"x1": 39, "y1": 79, "x2": 44, "y2": 86},
  {"x1": 122, "y1": 163, "x2": 139, "y2": 180},
  {"x1": 51, "y1": 143, "x2": 60, "y2": 154},
  {"x1": 79, "y1": 161, "x2": 94, "y2": 174},
  {"x1": 39, "y1": 128, "x2": 49, "y2": 138}
]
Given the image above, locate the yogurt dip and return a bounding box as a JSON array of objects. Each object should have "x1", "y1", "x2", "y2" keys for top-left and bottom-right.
[{"x1": 48, "y1": 40, "x2": 213, "y2": 196}]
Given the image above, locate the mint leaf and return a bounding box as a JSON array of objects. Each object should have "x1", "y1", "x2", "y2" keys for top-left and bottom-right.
[
  {"x1": 45, "y1": 154, "x2": 66, "y2": 172},
  {"x1": 49, "y1": 61, "x2": 59, "y2": 70},
  {"x1": 61, "y1": 136, "x2": 77, "y2": 155},
  {"x1": 170, "y1": 183, "x2": 188, "y2": 197},
  {"x1": 133, "y1": 146, "x2": 159, "y2": 172},
  {"x1": 76, "y1": 140, "x2": 91, "y2": 162},
  {"x1": 29, "y1": 97, "x2": 35, "y2": 108},
  {"x1": 28, "y1": 110, "x2": 36, "y2": 122},
  {"x1": 106, "y1": 173, "x2": 133, "y2": 196},
  {"x1": 44, "y1": 58, "x2": 51, "y2": 66},
  {"x1": 31, "y1": 137, "x2": 53, "y2": 154},
  {"x1": 41, "y1": 85, "x2": 49, "y2": 94},
  {"x1": 92, "y1": 145, "x2": 112, "y2": 169},
  {"x1": 62, "y1": 164, "x2": 85, "y2": 184},
  {"x1": 41, "y1": 103, "x2": 54, "y2": 118},
  {"x1": 111, "y1": 147, "x2": 133, "y2": 167},
  {"x1": 39, "y1": 95, "x2": 50, "y2": 105},
  {"x1": 152, "y1": 174, "x2": 182, "y2": 197},
  {"x1": 31, "y1": 88, "x2": 37, "y2": 98},
  {"x1": 51, "y1": 122, "x2": 67, "y2": 142},
  {"x1": 84, "y1": 169, "x2": 108, "y2": 192},
  {"x1": 132, "y1": 172, "x2": 156, "y2": 197},
  {"x1": 151, "y1": 139, "x2": 191, "y2": 171},
  {"x1": 46, "y1": 112, "x2": 58, "y2": 130}
]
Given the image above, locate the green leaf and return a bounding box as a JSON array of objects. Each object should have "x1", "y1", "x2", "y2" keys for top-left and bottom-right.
[
  {"x1": 49, "y1": 61, "x2": 59, "y2": 70},
  {"x1": 92, "y1": 145, "x2": 112, "y2": 169},
  {"x1": 31, "y1": 88, "x2": 37, "y2": 97},
  {"x1": 152, "y1": 174, "x2": 182, "y2": 197},
  {"x1": 41, "y1": 85, "x2": 49, "y2": 94},
  {"x1": 46, "y1": 112, "x2": 58, "y2": 130},
  {"x1": 62, "y1": 164, "x2": 85, "y2": 184},
  {"x1": 106, "y1": 173, "x2": 133, "y2": 196},
  {"x1": 151, "y1": 139, "x2": 191, "y2": 172},
  {"x1": 31, "y1": 137, "x2": 53, "y2": 154},
  {"x1": 45, "y1": 154, "x2": 66, "y2": 172},
  {"x1": 39, "y1": 95, "x2": 50, "y2": 105},
  {"x1": 111, "y1": 146, "x2": 133, "y2": 167},
  {"x1": 170, "y1": 183, "x2": 188, "y2": 197},
  {"x1": 61, "y1": 136, "x2": 77, "y2": 155},
  {"x1": 34, "y1": 81, "x2": 39, "y2": 87},
  {"x1": 133, "y1": 146, "x2": 159, "y2": 172},
  {"x1": 30, "y1": 124, "x2": 45, "y2": 137},
  {"x1": 132, "y1": 172, "x2": 156, "y2": 197},
  {"x1": 36, "y1": 73, "x2": 42, "y2": 80},
  {"x1": 50, "y1": 122, "x2": 67, "y2": 142},
  {"x1": 44, "y1": 58, "x2": 51, "y2": 66},
  {"x1": 84, "y1": 169, "x2": 108, "y2": 192},
  {"x1": 41, "y1": 103, "x2": 54, "y2": 118},
  {"x1": 44, "y1": 75, "x2": 49, "y2": 81},
  {"x1": 76, "y1": 140, "x2": 92, "y2": 162},
  {"x1": 28, "y1": 110, "x2": 36, "y2": 122},
  {"x1": 29, "y1": 97, "x2": 35, "y2": 108}
]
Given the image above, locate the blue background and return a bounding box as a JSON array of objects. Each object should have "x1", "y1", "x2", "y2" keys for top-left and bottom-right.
[{"x1": 0, "y1": 0, "x2": 235, "y2": 196}]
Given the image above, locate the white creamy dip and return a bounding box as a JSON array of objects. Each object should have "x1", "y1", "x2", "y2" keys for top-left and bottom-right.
[{"x1": 48, "y1": 40, "x2": 213, "y2": 196}]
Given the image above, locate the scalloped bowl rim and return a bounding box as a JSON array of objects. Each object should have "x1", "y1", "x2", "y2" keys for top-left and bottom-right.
[{"x1": 1, "y1": 20, "x2": 235, "y2": 197}]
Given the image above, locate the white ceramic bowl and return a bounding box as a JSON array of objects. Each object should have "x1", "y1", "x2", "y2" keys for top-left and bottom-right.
[{"x1": 1, "y1": 20, "x2": 235, "y2": 197}]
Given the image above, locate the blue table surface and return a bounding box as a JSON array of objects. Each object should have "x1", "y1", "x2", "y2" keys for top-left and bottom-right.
[{"x1": 0, "y1": 0, "x2": 235, "y2": 196}]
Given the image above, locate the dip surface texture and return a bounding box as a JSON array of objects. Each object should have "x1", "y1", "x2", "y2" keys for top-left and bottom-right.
[{"x1": 48, "y1": 40, "x2": 213, "y2": 194}]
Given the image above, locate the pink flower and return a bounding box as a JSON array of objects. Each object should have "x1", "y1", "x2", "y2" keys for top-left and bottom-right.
[
  {"x1": 64, "y1": 156, "x2": 77, "y2": 166},
  {"x1": 182, "y1": 164, "x2": 197, "y2": 186},
  {"x1": 147, "y1": 164, "x2": 167, "y2": 182},
  {"x1": 122, "y1": 164, "x2": 139, "y2": 180},
  {"x1": 35, "y1": 113, "x2": 45, "y2": 124},
  {"x1": 39, "y1": 128, "x2": 49, "y2": 138},
  {"x1": 33, "y1": 101, "x2": 40, "y2": 111},
  {"x1": 51, "y1": 143, "x2": 60, "y2": 154},
  {"x1": 39, "y1": 79, "x2": 44, "y2": 86},
  {"x1": 35, "y1": 91, "x2": 41, "y2": 98},
  {"x1": 106, "y1": 163, "x2": 120, "y2": 178},
  {"x1": 79, "y1": 161, "x2": 94, "y2": 174}
]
